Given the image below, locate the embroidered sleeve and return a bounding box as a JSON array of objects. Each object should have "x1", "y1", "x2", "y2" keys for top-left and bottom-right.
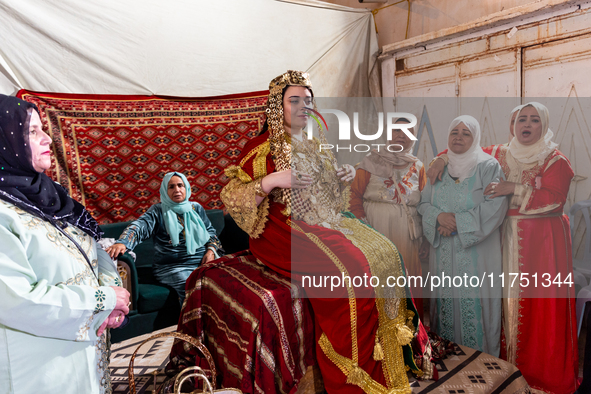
[
  {"x1": 417, "y1": 181, "x2": 443, "y2": 247},
  {"x1": 206, "y1": 236, "x2": 223, "y2": 253},
  {"x1": 221, "y1": 175, "x2": 270, "y2": 239},
  {"x1": 97, "y1": 248, "x2": 123, "y2": 287},
  {"x1": 455, "y1": 160, "x2": 508, "y2": 249},
  {"x1": 517, "y1": 155, "x2": 573, "y2": 215},
  {"x1": 116, "y1": 205, "x2": 160, "y2": 250},
  {"x1": 0, "y1": 206, "x2": 116, "y2": 342},
  {"x1": 429, "y1": 154, "x2": 448, "y2": 167},
  {"x1": 418, "y1": 163, "x2": 427, "y2": 192}
]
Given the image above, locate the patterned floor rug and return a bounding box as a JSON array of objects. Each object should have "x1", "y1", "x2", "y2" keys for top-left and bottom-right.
[
  {"x1": 409, "y1": 344, "x2": 530, "y2": 393},
  {"x1": 110, "y1": 326, "x2": 177, "y2": 394}
]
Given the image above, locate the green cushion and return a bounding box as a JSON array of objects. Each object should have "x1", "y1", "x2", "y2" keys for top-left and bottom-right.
[
  {"x1": 100, "y1": 222, "x2": 130, "y2": 239},
  {"x1": 206, "y1": 209, "x2": 224, "y2": 236},
  {"x1": 137, "y1": 283, "x2": 176, "y2": 314}
]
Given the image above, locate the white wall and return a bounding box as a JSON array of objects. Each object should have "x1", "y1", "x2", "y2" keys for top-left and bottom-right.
[{"x1": 325, "y1": 0, "x2": 566, "y2": 47}]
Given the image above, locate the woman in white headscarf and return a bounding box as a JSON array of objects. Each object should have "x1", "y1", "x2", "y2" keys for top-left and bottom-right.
[
  {"x1": 350, "y1": 117, "x2": 428, "y2": 319},
  {"x1": 427, "y1": 104, "x2": 524, "y2": 184},
  {"x1": 423, "y1": 104, "x2": 579, "y2": 393},
  {"x1": 417, "y1": 115, "x2": 508, "y2": 356},
  {"x1": 483, "y1": 102, "x2": 578, "y2": 393}
]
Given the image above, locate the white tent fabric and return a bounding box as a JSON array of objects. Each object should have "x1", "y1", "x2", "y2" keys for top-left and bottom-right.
[{"x1": 0, "y1": 0, "x2": 379, "y2": 98}]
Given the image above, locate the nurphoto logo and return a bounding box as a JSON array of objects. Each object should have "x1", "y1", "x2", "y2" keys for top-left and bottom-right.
[{"x1": 303, "y1": 108, "x2": 417, "y2": 153}]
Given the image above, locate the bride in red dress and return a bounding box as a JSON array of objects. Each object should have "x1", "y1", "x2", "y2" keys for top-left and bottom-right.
[
  {"x1": 428, "y1": 102, "x2": 578, "y2": 393},
  {"x1": 221, "y1": 71, "x2": 433, "y2": 393}
]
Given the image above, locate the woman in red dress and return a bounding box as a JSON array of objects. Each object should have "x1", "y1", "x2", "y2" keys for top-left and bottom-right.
[
  {"x1": 221, "y1": 71, "x2": 433, "y2": 393},
  {"x1": 428, "y1": 102, "x2": 578, "y2": 393}
]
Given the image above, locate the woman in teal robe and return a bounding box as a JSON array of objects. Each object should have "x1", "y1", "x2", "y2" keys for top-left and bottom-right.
[
  {"x1": 417, "y1": 115, "x2": 507, "y2": 356},
  {"x1": 106, "y1": 172, "x2": 222, "y2": 302}
]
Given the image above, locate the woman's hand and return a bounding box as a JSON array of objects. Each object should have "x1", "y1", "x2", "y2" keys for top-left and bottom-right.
[
  {"x1": 262, "y1": 169, "x2": 313, "y2": 190},
  {"x1": 437, "y1": 212, "x2": 456, "y2": 231},
  {"x1": 105, "y1": 243, "x2": 126, "y2": 259},
  {"x1": 112, "y1": 286, "x2": 131, "y2": 316},
  {"x1": 427, "y1": 157, "x2": 446, "y2": 184},
  {"x1": 96, "y1": 287, "x2": 130, "y2": 336},
  {"x1": 97, "y1": 309, "x2": 126, "y2": 336},
  {"x1": 201, "y1": 249, "x2": 216, "y2": 264},
  {"x1": 484, "y1": 179, "x2": 516, "y2": 198},
  {"x1": 337, "y1": 164, "x2": 356, "y2": 182},
  {"x1": 438, "y1": 226, "x2": 454, "y2": 237}
]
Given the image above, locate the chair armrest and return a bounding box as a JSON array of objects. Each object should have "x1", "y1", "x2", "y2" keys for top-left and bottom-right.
[{"x1": 116, "y1": 252, "x2": 139, "y2": 310}]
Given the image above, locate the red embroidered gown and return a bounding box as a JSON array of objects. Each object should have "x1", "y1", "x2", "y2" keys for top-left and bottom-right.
[{"x1": 221, "y1": 133, "x2": 434, "y2": 394}]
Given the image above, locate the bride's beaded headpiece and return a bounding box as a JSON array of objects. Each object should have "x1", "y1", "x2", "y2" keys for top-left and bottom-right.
[{"x1": 266, "y1": 70, "x2": 314, "y2": 172}]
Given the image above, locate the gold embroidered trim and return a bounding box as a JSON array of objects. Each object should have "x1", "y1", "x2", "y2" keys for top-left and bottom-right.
[
  {"x1": 225, "y1": 165, "x2": 253, "y2": 183},
  {"x1": 288, "y1": 220, "x2": 359, "y2": 364},
  {"x1": 341, "y1": 184, "x2": 352, "y2": 213},
  {"x1": 318, "y1": 334, "x2": 410, "y2": 394},
  {"x1": 491, "y1": 144, "x2": 500, "y2": 158},
  {"x1": 544, "y1": 153, "x2": 565, "y2": 171},
  {"x1": 220, "y1": 178, "x2": 270, "y2": 238},
  {"x1": 240, "y1": 141, "x2": 270, "y2": 168},
  {"x1": 252, "y1": 141, "x2": 271, "y2": 180},
  {"x1": 519, "y1": 184, "x2": 560, "y2": 215},
  {"x1": 338, "y1": 218, "x2": 413, "y2": 388}
]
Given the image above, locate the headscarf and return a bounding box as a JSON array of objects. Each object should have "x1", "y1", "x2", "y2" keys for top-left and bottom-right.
[
  {"x1": 508, "y1": 102, "x2": 557, "y2": 165},
  {"x1": 160, "y1": 172, "x2": 210, "y2": 255},
  {"x1": 509, "y1": 104, "x2": 524, "y2": 138},
  {"x1": 358, "y1": 117, "x2": 418, "y2": 179},
  {"x1": 0, "y1": 95, "x2": 102, "y2": 241},
  {"x1": 446, "y1": 115, "x2": 490, "y2": 182}
]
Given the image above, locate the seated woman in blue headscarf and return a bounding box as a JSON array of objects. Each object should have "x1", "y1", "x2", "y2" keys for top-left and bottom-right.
[{"x1": 106, "y1": 172, "x2": 222, "y2": 301}]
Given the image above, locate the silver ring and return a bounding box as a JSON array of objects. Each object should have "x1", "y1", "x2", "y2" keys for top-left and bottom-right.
[
  {"x1": 297, "y1": 173, "x2": 302, "y2": 181},
  {"x1": 128, "y1": 301, "x2": 131, "y2": 307},
  {"x1": 115, "y1": 316, "x2": 121, "y2": 323}
]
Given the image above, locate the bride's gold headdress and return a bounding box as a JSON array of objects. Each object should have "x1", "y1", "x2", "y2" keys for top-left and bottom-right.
[
  {"x1": 264, "y1": 71, "x2": 314, "y2": 214},
  {"x1": 266, "y1": 70, "x2": 313, "y2": 172}
]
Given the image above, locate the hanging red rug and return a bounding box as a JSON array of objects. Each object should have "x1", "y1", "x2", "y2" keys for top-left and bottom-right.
[{"x1": 17, "y1": 90, "x2": 268, "y2": 224}]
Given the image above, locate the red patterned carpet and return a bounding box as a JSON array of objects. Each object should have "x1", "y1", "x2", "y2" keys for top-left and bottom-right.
[{"x1": 18, "y1": 90, "x2": 268, "y2": 223}]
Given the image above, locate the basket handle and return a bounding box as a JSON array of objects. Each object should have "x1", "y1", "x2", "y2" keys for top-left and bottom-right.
[
  {"x1": 174, "y1": 366, "x2": 214, "y2": 394},
  {"x1": 128, "y1": 331, "x2": 217, "y2": 394}
]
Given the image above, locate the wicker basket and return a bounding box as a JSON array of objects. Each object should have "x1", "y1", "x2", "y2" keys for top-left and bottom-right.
[{"x1": 127, "y1": 331, "x2": 242, "y2": 394}]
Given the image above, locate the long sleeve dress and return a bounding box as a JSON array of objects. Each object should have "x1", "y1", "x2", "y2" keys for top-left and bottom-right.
[
  {"x1": 489, "y1": 145, "x2": 578, "y2": 394},
  {"x1": 436, "y1": 145, "x2": 579, "y2": 393},
  {"x1": 114, "y1": 202, "x2": 221, "y2": 301},
  {"x1": 418, "y1": 156, "x2": 508, "y2": 357},
  {"x1": 221, "y1": 132, "x2": 434, "y2": 394},
  {"x1": 0, "y1": 199, "x2": 122, "y2": 394},
  {"x1": 350, "y1": 162, "x2": 426, "y2": 320}
]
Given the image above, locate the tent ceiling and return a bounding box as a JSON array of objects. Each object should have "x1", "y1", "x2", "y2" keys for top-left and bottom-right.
[{"x1": 0, "y1": 0, "x2": 378, "y2": 98}]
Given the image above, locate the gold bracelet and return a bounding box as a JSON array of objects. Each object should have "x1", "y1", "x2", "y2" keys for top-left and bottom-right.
[
  {"x1": 254, "y1": 179, "x2": 268, "y2": 197},
  {"x1": 429, "y1": 155, "x2": 447, "y2": 167}
]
